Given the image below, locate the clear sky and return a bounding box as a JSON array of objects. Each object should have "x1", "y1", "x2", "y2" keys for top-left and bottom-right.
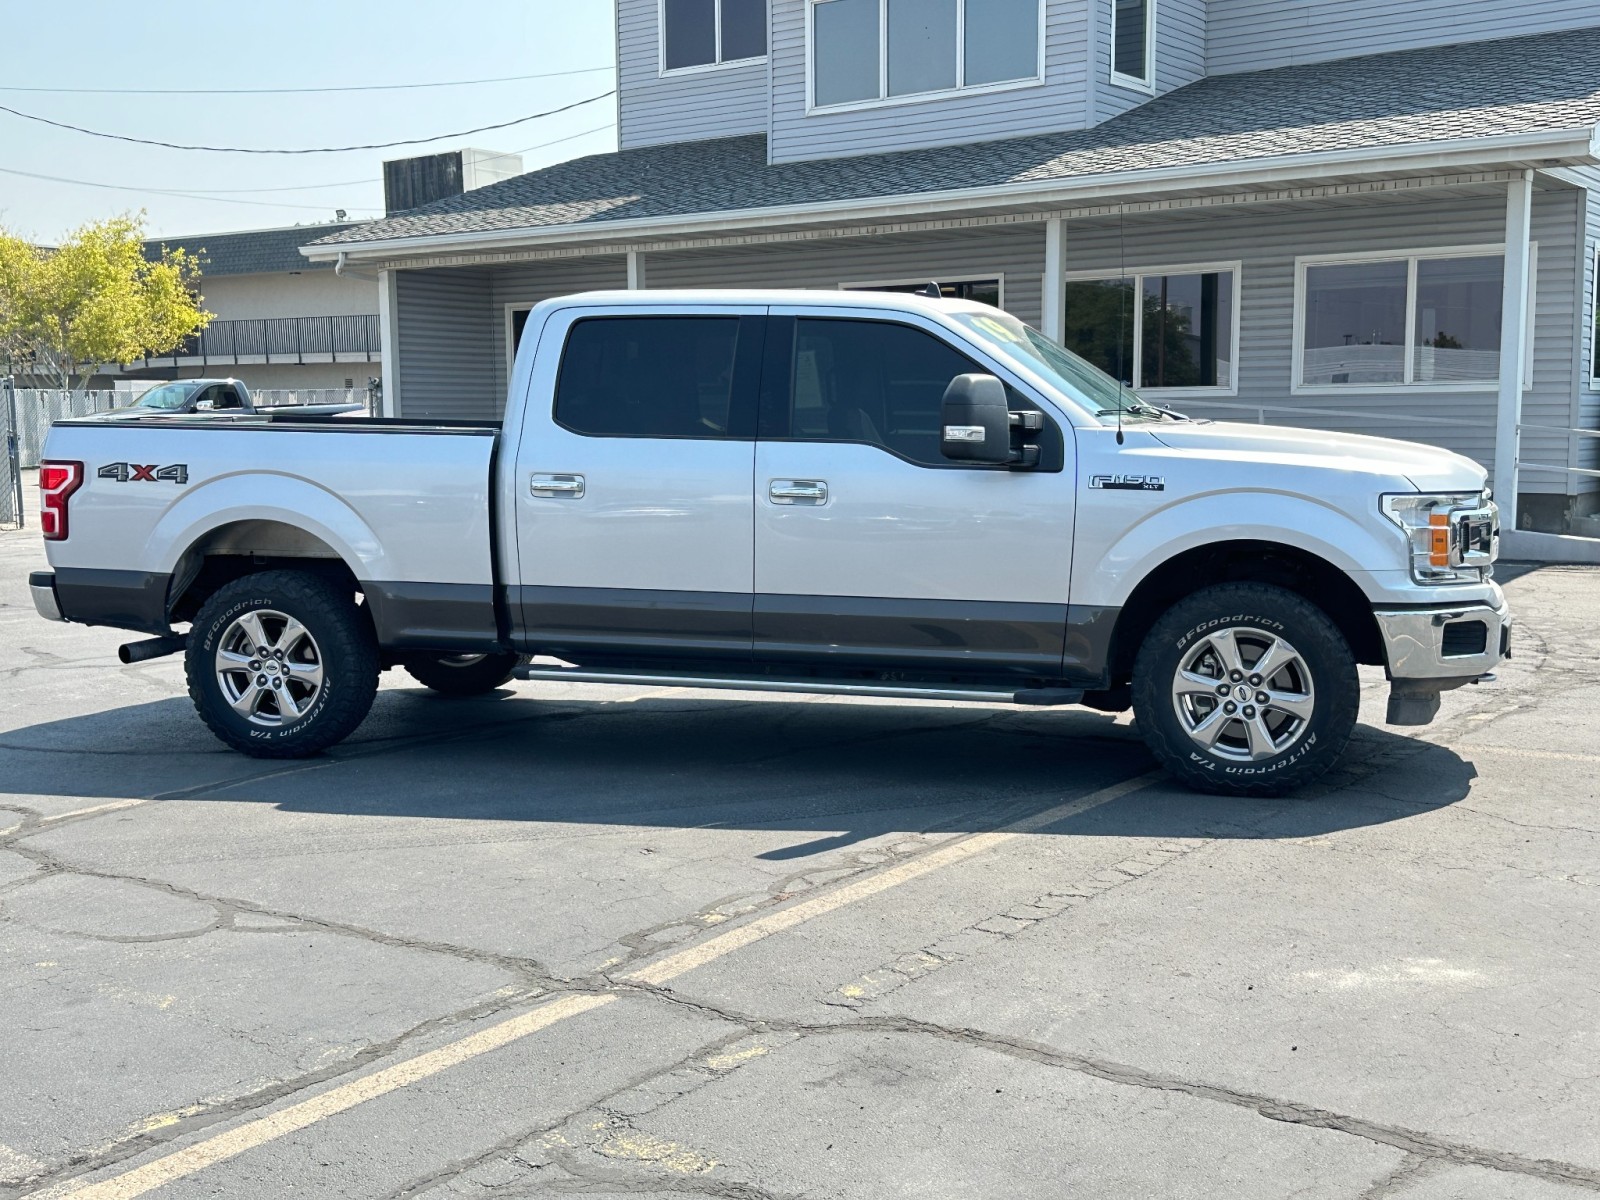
[{"x1": 0, "y1": 0, "x2": 618, "y2": 241}]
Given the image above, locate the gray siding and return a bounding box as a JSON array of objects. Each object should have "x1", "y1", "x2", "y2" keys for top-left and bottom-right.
[
  {"x1": 490, "y1": 258, "x2": 630, "y2": 403},
  {"x1": 394, "y1": 268, "x2": 497, "y2": 420},
  {"x1": 1206, "y1": 0, "x2": 1600, "y2": 74},
  {"x1": 1057, "y1": 188, "x2": 1585, "y2": 494},
  {"x1": 769, "y1": 0, "x2": 1091, "y2": 164},
  {"x1": 641, "y1": 225, "x2": 1048, "y2": 326},
  {"x1": 617, "y1": 0, "x2": 768, "y2": 149},
  {"x1": 1093, "y1": 0, "x2": 1207, "y2": 124}
]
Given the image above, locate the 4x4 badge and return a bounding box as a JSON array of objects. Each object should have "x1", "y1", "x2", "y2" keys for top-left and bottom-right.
[
  {"x1": 1089, "y1": 474, "x2": 1165, "y2": 491},
  {"x1": 99, "y1": 463, "x2": 189, "y2": 484}
]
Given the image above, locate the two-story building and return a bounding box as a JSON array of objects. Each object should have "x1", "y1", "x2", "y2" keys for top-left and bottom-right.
[{"x1": 304, "y1": 0, "x2": 1600, "y2": 537}]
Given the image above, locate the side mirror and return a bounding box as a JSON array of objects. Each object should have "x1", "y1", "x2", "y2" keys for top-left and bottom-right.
[
  {"x1": 195, "y1": 398, "x2": 216, "y2": 411},
  {"x1": 941, "y1": 374, "x2": 1013, "y2": 465}
]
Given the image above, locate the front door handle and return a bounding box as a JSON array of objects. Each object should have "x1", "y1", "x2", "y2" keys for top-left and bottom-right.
[
  {"x1": 769, "y1": 479, "x2": 828, "y2": 505},
  {"x1": 531, "y1": 473, "x2": 585, "y2": 497}
]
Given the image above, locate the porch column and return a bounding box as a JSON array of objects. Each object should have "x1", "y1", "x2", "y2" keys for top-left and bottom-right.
[
  {"x1": 1494, "y1": 170, "x2": 1534, "y2": 528},
  {"x1": 377, "y1": 269, "x2": 399, "y2": 418},
  {"x1": 627, "y1": 250, "x2": 648, "y2": 290},
  {"x1": 1042, "y1": 217, "x2": 1067, "y2": 343}
]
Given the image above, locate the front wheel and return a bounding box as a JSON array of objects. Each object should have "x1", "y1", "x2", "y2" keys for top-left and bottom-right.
[
  {"x1": 1131, "y1": 583, "x2": 1359, "y2": 797},
  {"x1": 403, "y1": 651, "x2": 523, "y2": 696},
  {"x1": 186, "y1": 570, "x2": 379, "y2": 759}
]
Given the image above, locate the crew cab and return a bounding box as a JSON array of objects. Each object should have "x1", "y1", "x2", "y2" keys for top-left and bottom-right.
[{"x1": 28, "y1": 290, "x2": 1509, "y2": 795}]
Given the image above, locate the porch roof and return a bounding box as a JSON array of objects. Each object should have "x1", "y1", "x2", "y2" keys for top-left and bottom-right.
[{"x1": 305, "y1": 27, "x2": 1600, "y2": 261}]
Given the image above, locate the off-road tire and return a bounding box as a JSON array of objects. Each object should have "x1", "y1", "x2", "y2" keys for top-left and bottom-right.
[
  {"x1": 1132, "y1": 583, "x2": 1359, "y2": 797},
  {"x1": 186, "y1": 570, "x2": 379, "y2": 759},
  {"x1": 403, "y1": 651, "x2": 522, "y2": 696}
]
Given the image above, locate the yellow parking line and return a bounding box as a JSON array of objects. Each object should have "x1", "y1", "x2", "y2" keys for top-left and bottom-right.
[
  {"x1": 35, "y1": 799, "x2": 147, "y2": 826},
  {"x1": 43, "y1": 770, "x2": 1163, "y2": 1199}
]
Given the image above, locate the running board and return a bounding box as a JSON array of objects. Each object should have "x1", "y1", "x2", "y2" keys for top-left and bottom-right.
[{"x1": 511, "y1": 666, "x2": 1084, "y2": 708}]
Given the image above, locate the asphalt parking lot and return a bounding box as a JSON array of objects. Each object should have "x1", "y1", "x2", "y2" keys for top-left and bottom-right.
[{"x1": 3, "y1": 488, "x2": 1599, "y2": 1199}]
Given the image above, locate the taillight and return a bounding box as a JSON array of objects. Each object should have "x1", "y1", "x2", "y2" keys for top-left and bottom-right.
[{"x1": 39, "y1": 460, "x2": 84, "y2": 541}]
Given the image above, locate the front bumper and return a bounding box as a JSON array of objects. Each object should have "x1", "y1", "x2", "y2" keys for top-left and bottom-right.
[
  {"x1": 1375, "y1": 600, "x2": 1511, "y2": 680},
  {"x1": 29, "y1": 571, "x2": 64, "y2": 623},
  {"x1": 1374, "y1": 599, "x2": 1511, "y2": 725}
]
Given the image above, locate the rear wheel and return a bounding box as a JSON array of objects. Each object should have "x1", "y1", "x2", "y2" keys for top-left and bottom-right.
[
  {"x1": 1131, "y1": 583, "x2": 1359, "y2": 797},
  {"x1": 403, "y1": 651, "x2": 522, "y2": 696},
  {"x1": 186, "y1": 570, "x2": 378, "y2": 758}
]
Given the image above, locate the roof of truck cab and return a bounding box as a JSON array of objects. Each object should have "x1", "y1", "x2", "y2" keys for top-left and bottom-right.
[{"x1": 546, "y1": 289, "x2": 990, "y2": 312}]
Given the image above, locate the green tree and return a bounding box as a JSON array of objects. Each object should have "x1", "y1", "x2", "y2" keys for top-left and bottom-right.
[{"x1": 0, "y1": 214, "x2": 211, "y2": 391}]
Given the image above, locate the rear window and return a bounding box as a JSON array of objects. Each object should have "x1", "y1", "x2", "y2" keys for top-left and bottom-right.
[{"x1": 554, "y1": 316, "x2": 743, "y2": 439}]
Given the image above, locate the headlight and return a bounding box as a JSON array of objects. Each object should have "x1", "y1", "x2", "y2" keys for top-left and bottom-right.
[{"x1": 1381, "y1": 491, "x2": 1499, "y2": 585}]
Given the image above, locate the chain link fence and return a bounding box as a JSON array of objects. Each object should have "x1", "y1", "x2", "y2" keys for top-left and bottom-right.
[
  {"x1": 0, "y1": 379, "x2": 22, "y2": 530},
  {"x1": 13, "y1": 389, "x2": 127, "y2": 469}
]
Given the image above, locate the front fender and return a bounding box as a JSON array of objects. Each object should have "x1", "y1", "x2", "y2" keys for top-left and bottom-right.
[
  {"x1": 147, "y1": 471, "x2": 388, "y2": 582},
  {"x1": 1074, "y1": 489, "x2": 1401, "y2": 609}
]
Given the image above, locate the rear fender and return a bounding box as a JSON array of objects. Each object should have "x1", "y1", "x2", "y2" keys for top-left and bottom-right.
[{"x1": 148, "y1": 472, "x2": 386, "y2": 583}]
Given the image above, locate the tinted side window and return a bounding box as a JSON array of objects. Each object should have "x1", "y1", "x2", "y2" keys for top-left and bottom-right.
[
  {"x1": 790, "y1": 318, "x2": 981, "y2": 467},
  {"x1": 555, "y1": 317, "x2": 746, "y2": 439}
]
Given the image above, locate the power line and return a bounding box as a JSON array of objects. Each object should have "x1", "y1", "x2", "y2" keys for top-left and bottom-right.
[
  {"x1": 0, "y1": 122, "x2": 617, "y2": 212},
  {"x1": 0, "y1": 91, "x2": 615, "y2": 154},
  {"x1": 0, "y1": 166, "x2": 383, "y2": 213},
  {"x1": 0, "y1": 66, "x2": 613, "y2": 96}
]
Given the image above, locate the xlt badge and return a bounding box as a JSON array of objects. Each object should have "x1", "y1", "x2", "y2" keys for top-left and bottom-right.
[{"x1": 1089, "y1": 474, "x2": 1165, "y2": 492}]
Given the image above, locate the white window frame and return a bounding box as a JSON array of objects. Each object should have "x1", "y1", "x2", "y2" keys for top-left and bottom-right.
[
  {"x1": 805, "y1": 0, "x2": 1046, "y2": 115},
  {"x1": 504, "y1": 302, "x2": 534, "y2": 388},
  {"x1": 1060, "y1": 260, "x2": 1243, "y2": 397},
  {"x1": 837, "y1": 274, "x2": 1007, "y2": 309},
  {"x1": 659, "y1": 0, "x2": 768, "y2": 78},
  {"x1": 1590, "y1": 245, "x2": 1600, "y2": 389},
  {"x1": 1108, "y1": 0, "x2": 1157, "y2": 93},
  {"x1": 1291, "y1": 244, "x2": 1538, "y2": 396}
]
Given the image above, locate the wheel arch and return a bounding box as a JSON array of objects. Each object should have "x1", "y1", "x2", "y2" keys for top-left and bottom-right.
[
  {"x1": 166, "y1": 519, "x2": 364, "y2": 625},
  {"x1": 1105, "y1": 540, "x2": 1385, "y2": 687}
]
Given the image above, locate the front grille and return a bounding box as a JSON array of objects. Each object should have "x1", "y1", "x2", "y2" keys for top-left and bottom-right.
[{"x1": 1442, "y1": 620, "x2": 1489, "y2": 658}]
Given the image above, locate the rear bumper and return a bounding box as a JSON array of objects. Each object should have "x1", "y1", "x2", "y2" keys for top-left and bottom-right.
[
  {"x1": 31, "y1": 568, "x2": 173, "y2": 635},
  {"x1": 29, "y1": 571, "x2": 64, "y2": 622}
]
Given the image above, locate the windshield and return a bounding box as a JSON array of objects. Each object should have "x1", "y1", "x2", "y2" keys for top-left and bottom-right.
[
  {"x1": 949, "y1": 310, "x2": 1162, "y2": 423},
  {"x1": 133, "y1": 381, "x2": 204, "y2": 411}
]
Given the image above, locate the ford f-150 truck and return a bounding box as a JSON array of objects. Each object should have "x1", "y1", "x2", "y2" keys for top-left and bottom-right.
[{"x1": 28, "y1": 290, "x2": 1509, "y2": 795}]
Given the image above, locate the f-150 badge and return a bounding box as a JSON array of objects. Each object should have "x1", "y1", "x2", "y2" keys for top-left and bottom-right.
[
  {"x1": 1089, "y1": 474, "x2": 1165, "y2": 491},
  {"x1": 99, "y1": 463, "x2": 189, "y2": 484}
]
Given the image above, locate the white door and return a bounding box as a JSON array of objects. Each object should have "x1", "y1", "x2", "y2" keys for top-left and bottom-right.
[
  {"x1": 754, "y1": 309, "x2": 1078, "y2": 678},
  {"x1": 511, "y1": 303, "x2": 765, "y2": 662}
]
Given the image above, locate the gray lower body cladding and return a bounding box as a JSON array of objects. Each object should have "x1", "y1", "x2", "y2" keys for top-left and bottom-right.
[{"x1": 514, "y1": 586, "x2": 1117, "y2": 684}]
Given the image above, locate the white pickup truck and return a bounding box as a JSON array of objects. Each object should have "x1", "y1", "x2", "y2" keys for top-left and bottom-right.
[{"x1": 29, "y1": 289, "x2": 1508, "y2": 795}]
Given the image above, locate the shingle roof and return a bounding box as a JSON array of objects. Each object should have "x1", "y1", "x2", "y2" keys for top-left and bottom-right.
[
  {"x1": 147, "y1": 223, "x2": 362, "y2": 275},
  {"x1": 311, "y1": 27, "x2": 1600, "y2": 249}
]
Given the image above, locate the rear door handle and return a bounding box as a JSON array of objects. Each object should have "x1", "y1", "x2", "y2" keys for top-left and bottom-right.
[
  {"x1": 530, "y1": 473, "x2": 585, "y2": 497},
  {"x1": 769, "y1": 479, "x2": 828, "y2": 505}
]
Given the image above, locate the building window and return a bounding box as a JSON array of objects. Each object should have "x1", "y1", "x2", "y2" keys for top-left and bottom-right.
[
  {"x1": 1296, "y1": 248, "x2": 1531, "y2": 391},
  {"x1": 810, "y1": 0, "x2": 1041, "y2": 110},
  {"x1": 662, "y1": 0, "x2": 766, "y2": 73},
  {"x1": 1111, "y1": 0, "x2": 1154, "y2": 87},
  {"x1": 1062, "y1": 266, "x2": 1238, "y2": 391},
  {"x1": 1592, "y1": 248, "x2": 1599, "y2": 384},
  {"x1": 841, "y1": 277, "x2": 1004, "y2": 309}
]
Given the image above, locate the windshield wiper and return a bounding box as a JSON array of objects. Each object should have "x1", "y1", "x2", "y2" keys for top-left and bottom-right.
[{"x1": 1096, "y1": 403, "x2": 1186, "y2": 421}]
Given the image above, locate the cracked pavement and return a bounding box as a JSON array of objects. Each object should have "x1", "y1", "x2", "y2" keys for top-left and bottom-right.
[{"x1": 3, "y1": 489, "x2": 1600, "y2": 1198}]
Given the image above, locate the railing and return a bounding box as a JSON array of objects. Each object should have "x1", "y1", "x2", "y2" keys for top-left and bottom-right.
[{"x1": 138, "y1": 314, "x2": 381, "y2": 365}]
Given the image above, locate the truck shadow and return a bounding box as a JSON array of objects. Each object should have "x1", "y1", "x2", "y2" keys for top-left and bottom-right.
[{"x1": 0, "y1": 688, "x2": 1477, "y2": 850}]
